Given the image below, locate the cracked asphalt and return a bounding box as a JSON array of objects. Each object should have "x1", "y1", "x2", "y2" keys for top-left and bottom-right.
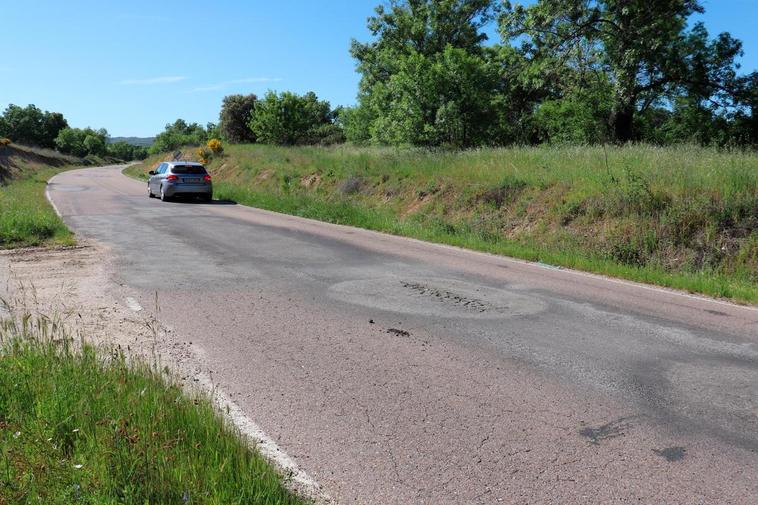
[{"x1": 48, "y1": 165, "x2": 758, "y2": 504}]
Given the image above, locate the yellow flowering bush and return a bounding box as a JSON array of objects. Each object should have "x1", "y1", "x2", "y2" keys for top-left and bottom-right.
[
  {"x1": 207, "y1": 138, "x2": 223, "y2": 154},
  {"x1": 196, "y1": 146, "x2": 212, "y2": 164},
  {"x1": 0, "y1": 138, "x2": 11, "y2": 146}
]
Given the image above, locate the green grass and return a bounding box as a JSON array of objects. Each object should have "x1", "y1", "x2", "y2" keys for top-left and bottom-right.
[
  {"x1": 0, "y1": 168, "x2": 74, "y2": 249},
  {"x1": 0, "y1": 309, "x2": 308, "y2": 505},
  {"x1": 126, "y1": 143, "x2": 758, "y2": 304}
]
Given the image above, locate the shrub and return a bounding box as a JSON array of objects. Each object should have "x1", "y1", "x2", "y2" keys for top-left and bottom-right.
[
  {"x1": 196, "y1": 146, "x2": 212, "y2": 164},
  {"x1": 207, "y1": 138, "x2": 223, "y2": 154},
  {"x1": 0, "y1": 137, "x2": 11, "y2": 146}
]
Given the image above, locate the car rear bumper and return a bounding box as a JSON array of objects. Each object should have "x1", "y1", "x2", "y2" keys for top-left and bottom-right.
[{"x1": 163, "y1": 183, "x2": 212, "y2": 197}]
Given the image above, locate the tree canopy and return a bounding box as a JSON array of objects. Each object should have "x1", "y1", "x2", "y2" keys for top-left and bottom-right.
[
  {"x1": 248, "y1": 91, "x2": 343, "y2": 146},
  {"x1": 500, "y1": 0, "x2": 750, "y2": 142},
  {"x1": 219, "y1": 94, "x2": 258, "y2": 143},
  {"x1": 0, "y1": 104, "x2": 69, "y2": 148},
  {"x1": 341, "y1": 0, "x2": 755, "y2": 147}
]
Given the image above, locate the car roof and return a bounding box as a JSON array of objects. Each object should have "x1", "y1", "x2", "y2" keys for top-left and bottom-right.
[{"x1": 166, "y1": 161, "x2": 204, "y2": 166}]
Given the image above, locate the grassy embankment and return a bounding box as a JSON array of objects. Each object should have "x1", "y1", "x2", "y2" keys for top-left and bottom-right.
[
  {"x1": 0, "y1": 308, "x2": 307, "y2": 504},
  {"x1": 127, "y1": 144, "x2": 758, "y2": 303},
  {"x1": 0, "y1": 143, "x2": 86, "y2": 248}
]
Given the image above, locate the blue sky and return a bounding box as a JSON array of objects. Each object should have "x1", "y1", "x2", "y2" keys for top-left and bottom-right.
[{"x1": 1, "y1": 0, "x2": 756, "y2": 137}]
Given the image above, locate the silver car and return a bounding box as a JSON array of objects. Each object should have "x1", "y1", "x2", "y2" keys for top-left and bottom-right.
[{"x1": 147, "y1": 161, "x2": 213, "y2": 202}]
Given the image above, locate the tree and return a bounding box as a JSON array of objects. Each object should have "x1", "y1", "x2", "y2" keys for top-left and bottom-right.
[
  {"x1": 350, "y1": 0, "x2": 511, "y2": 147},
  {"x1": 500, "y1": 0, "x2": 748, "y2": 142},
  {"x1": 149, "y1": 119, "x2": 208, "y2": 154},
  {"x1": 219, "y1": 94, "x2": 257, "y2": 143},
  {"x1": 1, "y1": 104, "x2": 44, "y2": 146},
  {"x1": 41, "y1": 112, "x2": 69, "y2": 147},
  {"x1": 248, "y1": 91, "x2": 341, "y2": 145},
  {"x1": 107, "y1": 141, "x2": 148, "y2": 161},
  {"x1": 83, "y1": 134, "x2": 106, "y2": 156},
  {"x1": 54, "y1": 127, "x2": 108, "y2": 157},
  {"x1": 0, "y1": 104, "x2": 70, "y2": 147}
]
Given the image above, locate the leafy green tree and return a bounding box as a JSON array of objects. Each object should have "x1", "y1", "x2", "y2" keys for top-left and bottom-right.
[
  {"x1": 350, "y1": 0, "x2": 517, "y2": 147},
  {"x1": 54, "y1": 127, "x2": 108, "y2": 157},
  {"x1": 54, "y1": 128, "x2": 88, "y2": 156},
  {"x1": 0, "y1": 104, "x2": 70, "y2": 147},
  {"x1": 732, "y1": 72, "x2": 758, "y2": 146},
  {"x1": 149, "y1": 119, "x2": 208, "y2": 154},
  {"x1": 219, "y1": 94, "x2": 257, "y2": 143},
  {"x1": 41, "y1": 112, "x2": 69, "y2": 147},
  {"x1": 248, "y1": 91, "x2": 341, "y2": 145},
  {"x1": 83, "y1": 134, "x2": 106, "y2": 156},
  {"x1": 107, "y1": 141, "x2": 148, "y2": 161},
  {"x1": 1, "y1": 104, "x2": 44, "y2": 145},
  {"x1": 500, "y1": 0, "x2": 747, "y2": 142}
]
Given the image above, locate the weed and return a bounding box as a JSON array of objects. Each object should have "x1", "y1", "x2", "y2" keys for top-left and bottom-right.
[{"x1": 339, "y1": 175, "x2": 363, "y2": 195}]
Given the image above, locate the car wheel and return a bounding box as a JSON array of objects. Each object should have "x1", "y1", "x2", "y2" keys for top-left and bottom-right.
[
  {"x1": 148, "y1": 184, "x2": 155, "y2": 198},
  {"x1": 202, "y1": 193, "x2": 212, "y2": 202},
  {"x1": 160, "y1": 185, "x2": 170, "y2": 202}
]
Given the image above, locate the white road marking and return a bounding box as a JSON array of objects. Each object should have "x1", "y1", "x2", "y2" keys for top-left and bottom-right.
[
  {"x1": 192, "y1": 371, "x2": 332, "y2": 504},
  {"x1": 125, "y1": 297, "x2": 143, "y2": 312},
  {"x1": 44, "y1": 186, "x2": 63, "y2": 217}
]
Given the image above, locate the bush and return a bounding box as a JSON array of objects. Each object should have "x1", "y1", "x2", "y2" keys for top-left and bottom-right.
[
  {"x1": 196, "y1": 146, "x2": 212, "y2": 164},
  {"x1": 0, "y1": 137, "x2": 11, "y2": 147},
  {"x1": 207, "y1": 138, "x2": 223, "y2": 154}
]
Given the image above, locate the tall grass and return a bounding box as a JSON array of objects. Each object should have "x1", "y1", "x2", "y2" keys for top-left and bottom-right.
[
  {"x1": 0, "y1": 169, "x2": 74, "y2": 248},
  {"x1": 0, "y1": 300, "x2": 308, "y2": 504},
  {"x1": 127, "y1": 143, "x2": 758, "y2": 304}
]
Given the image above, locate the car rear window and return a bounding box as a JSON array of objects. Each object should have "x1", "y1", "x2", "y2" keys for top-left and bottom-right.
[{"x1": 171, "y1": 165, "x2": 206, "y2": 174}]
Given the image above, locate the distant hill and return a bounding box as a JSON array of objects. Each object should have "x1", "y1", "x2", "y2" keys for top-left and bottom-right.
[{"x1": 108, "y1": 136, "x2": 154, "y2": 147}]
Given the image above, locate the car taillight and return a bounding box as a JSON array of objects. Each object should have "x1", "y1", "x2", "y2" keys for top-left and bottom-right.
[
  {"x1": 166, "y1": 175, "x2": 179, "y2": 182},
  {"x1": 203, "y1": 175, "x2": 212, "y2": 182}
]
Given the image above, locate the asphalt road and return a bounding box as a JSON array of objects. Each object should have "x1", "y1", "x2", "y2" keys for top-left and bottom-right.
[{"x1": 48, "y1": 165, "x2": 758, "y2": 504}]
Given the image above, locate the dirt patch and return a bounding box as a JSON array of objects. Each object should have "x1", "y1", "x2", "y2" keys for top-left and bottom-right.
[
  {"x1": 301, "y1": 173, "x2": 322, "y2": 189},
  {"x1": 0, "y1": 244, "x2": 177, "y2": 362},
  {"x1": 400, "y1": 194, "x2": 431, "y2": 218},
  {"x1": 254, "y1": 169, "x2": 274, "y2": 184}
]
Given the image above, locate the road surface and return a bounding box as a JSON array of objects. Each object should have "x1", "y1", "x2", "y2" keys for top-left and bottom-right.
[{"x1": 48, "y1": 165, "x2": 758, "y2": 504}]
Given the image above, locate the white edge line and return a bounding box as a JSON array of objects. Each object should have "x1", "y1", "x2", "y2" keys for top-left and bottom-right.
[
  {"x1": 45, "y1": 184, "x2": 63, "y2": 218},
  {"x1": 192, "y1": 371, "x2": 332, "y2": 504}
]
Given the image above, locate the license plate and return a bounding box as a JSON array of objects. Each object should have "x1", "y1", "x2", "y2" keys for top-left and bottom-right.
[{"x1": 185, "y1": 178, "x2": 201, "y2": 183}]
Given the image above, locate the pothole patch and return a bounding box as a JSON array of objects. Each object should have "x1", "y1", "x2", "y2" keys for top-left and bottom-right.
[{"x1": 328, "y1": 277, "x2": 546, "y2": 319}]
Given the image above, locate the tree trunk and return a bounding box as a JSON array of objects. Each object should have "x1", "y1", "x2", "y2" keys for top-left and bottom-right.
[{"x1": 610, "y1": 104, "x2": 635, "y2": 143}]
